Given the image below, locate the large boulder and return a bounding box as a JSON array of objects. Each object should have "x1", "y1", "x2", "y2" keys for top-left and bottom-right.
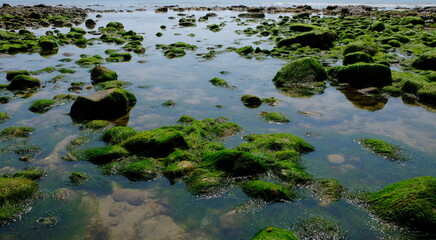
[
  {"x1": 329, "y1": 63, "x2": 392, "y2": 88},
  {"x1": 367, "y1": 176, "x2": 435, "y2": 232},
  {"x1": 6, "y1": 74, "x2": 41, "y2": 90},
  {"x1": 90, "y1": 65, "x2": 118, "y2": 83},
  {"x1": 277, "y1": 30, "x2": 337, "y2": 50},
  {"x1": 272, "y1": 57, "x2": 327, "y2": 88},
  {"x1": 70, "y1": 88, "x2": 136, "y2": 120}
]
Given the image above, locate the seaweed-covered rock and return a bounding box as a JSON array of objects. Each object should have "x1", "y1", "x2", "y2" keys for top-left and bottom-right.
[
  {"x1": 90, "y1": 65, "x2": 118, "y2": 83},
  {"x1": 6, "y1": 70, "x2": 29, "y2": 81},
  {"x1": 236, "y1": 45, "x2": 254, "y2": 55},
  {"x1": 69, "y1": 172, "x2": 89, "y2": 185},
  {"x1": 106, "y1": 52, "x2": 132, "y2": 62},
  {"x1": 38, "y1": 36, "x2": 58, "y2": 50},
  {"x1": 358, "y1": 138, "x2": 405, "y2": 161},
  {"x1": 106, "y1": 22, "x2": 124, "y2": 30},
  {"x1": 289, "y1": 23, "x2": 320, "y2": 32},
  {"x1": 84, "y1": 120, "x2": 112, "y2": 130},
  {"x1": 201, "y1": 150, "x2": 267, "y2": 176},
  {"x1": 84, "y1": 145, "x2": 129, "y2": 164},
  {"x1": 329, "y1": 63, "x2": 392, "y2": 88},
  {"x1": 241, "y1": 180, "x2": 295, "y2": 202},
  {"x1": 70, "y1": 88, "x2": 136, "y2": 120},
  {"x1": 313, "y1": 179, "x2": 344, "y2": 204},
  {"x1": 102, "y1": 126, "x2": 137, "y2": 145},
  {"x1": 0, "y1": 178, "x2": 39, "y2": 223},
  {"x1": 75, "y1": 55, "x2": 104, "y2": 66},
  {"x1": 294, "y1": 216, "x2": 347, "y2": 240},
  {"x1": 241, "y1": 95, "x2": 262, "y2": 108},
  {"x1": 7, "y1": 75, "x2": 41, "y2": 90},
  {"x1": 186, "y1": 168, "x2": 225, "y2": 196},
  {"x1": 0, "y1": 113, "x2": 11, "y2": 123},
  {"x1": 120, "y1": 128, "x2": 188, "y2": 158},
  {"x1": 343, "y1": 41, "x2": 378, "y2": 56},
  {"x1": 29, "y1": 99, "x2": 56, "y2": 113},
  {"x1": 417, "y1": 83, "x2": 436, "y2": 105},
  {"x1": 0, "y1": 127, "x2": 35, "y2": 138},
  {"x1": 343, "y1": 51, "x2": 374, "y2": 65},
  {"x1": 260, "y1": 112, "x2": 290, "y2": 123},
  {"x1": 367, "y1": 176, "x2": 435, "y2": 232},
  {"x1": 238, "y1": 133, "x2": 314, "y2": 155},
  {"x1": 399, "y1": 16, "x2": 425, "y2": 25},
  {"x1": 11, "y1": 169, "x2": 45, "y2": 180},
  {"x1": 252, "y1": 227, "x2": 300, "y2": 240},
  {"x1": 121, "y1": 159, "x2": 160, "y2": 181},
  {"x1": 370, "y1": 22, "x2": 385, "y2": 32},
  {"x1": 163, "y1": 161, "x2": 195, "y2": 180},
  {"x1": 209, "y1": 77, "x2": 232, "y2": 88},
  {"x1": 277, "y1": 30, "x2": 336, "y2": 50},
  {"x1": 411, "y1": 51, "x2": 436, "y2": 71},
  {"x1": 272, "y1": 57, "x2": 327, "y2": 88}
]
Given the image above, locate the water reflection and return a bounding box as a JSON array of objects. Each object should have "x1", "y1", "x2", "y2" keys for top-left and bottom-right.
[{"x1": 338, "y1": 87, "x2": 388, "y2": 112}]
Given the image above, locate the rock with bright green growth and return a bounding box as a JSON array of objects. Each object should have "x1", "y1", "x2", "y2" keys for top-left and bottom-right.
[
  {"x1": 84, "y1": 145, "x2": 129, "y2": 164},
  {"x1": 252, "y1": 227, "x2": 300, "y2": 240},
  {"x1": 343, "y1": 51, "x2": 374, "y2": 65},
  {"x1": 106, "y1": 22, "x2": 124, "y2": 30},
  {"x1": 417, "y1": 82, "x2": 436, "y2": 105},
  {"x1": 6, "y1": 70, "x2": 29, "y2": 81},
  {"x1": 38, "y1": 36, "x2": 58, "y2": 50},
  {"x1": 106, "y1": 52, "x2": 132, "y2": 62},
  {"x1": 277, "y1": 30, "x2": 336, "y2": 50},
  {"x1": 0, "y1": 112, "x2": 11, "y2": 123},
  {"x1": 75, "y1": 55, "x2": 104, "y2": 66},
  {"x1": 241, "y1": 180, "x2": 295, "y2": 202},
  {"x1": 211, "y1": 122, "x2": 241, "y2": 137},
  {"x1": 7, "y1": 74, "x2": 41, "y2": 90},
  {"x1": 209, "y1": 77, "x2": 231, "y2": 88},
  {"x1": 313, "y1": 179, "x2": 344, "y2": 204},
  {"x1": 238, "y1": 133, "x2": 314, "y2": 156},
  {"x1": 102, "y1": 126, "x2": 137, "y2": 145},
  {"x1": 0, "y1": 178, "x2": 39, "y2": 224},
  {"x1": 29, "y1": 99, "x2": 56, "y2": 113},
  {"x1": 359, "y1": 138, "x2": 405, "y2": 161},
  {"x1": 95, "y1": 80, "x2": 131, "y2": 90},
  {"x1": 69, "y1": 172, "x2": 89, "y2": 185},
  {"x1": 399, "y1": 16, "x2": 425, "y2": 25},
  {"x1": 121, "y1": 159, "x2": 160, "y2": 181},
  {"x1": 163, "y1": 160, "x2": 196, "y2": 180},
  {"x1": 329, "y1": 63, "x2": 392, "y2": 88},
  {"x1": 120, "y1": 128, "x2": 188, "y2": 158},
  {"x1": 343, "y1": 41, "x2": 378, "y2": 56},
  {"x1": 236, "y1": 45, "x2": 254, "y2": 55},
  {"x1": 70, "y1": 88, "x2": 136, "y2": 120},
  {"x1": 90, "y1": 65, "x2": 118, "y2": 83},
  {"x1": 367, "y1": 176, "x2": 435, "y2": 232},
  {"x1": 411, "y1": 51, "x2": 436, "y2": 71},
  {"x1": 12, "y1": 169, "x2": 45, "y2": 180},
  {"x1": 84, "y1": 120, "x2": 112, "y2": 130},
  {"x1": 272, "y1": 57, "x2": 327, "y2": 88},
  {"x1": 0, "y1": 127, "x2": 34, "y2": 138},
  {"x1": 201, "y1": 150, "x2": 267, "y2": 177},
  {"x1": 260, "y1": 112, "x2": 290, "y2": 123},
  {"x1": 186, "y1": 168, "x2": 225, "y2": 196},
  {"x1": 294, "y1": 216, "x2": 347, "y2": 240},
  {"x1": 241, "y1": 95, "x2": 262, "y2": 108}
]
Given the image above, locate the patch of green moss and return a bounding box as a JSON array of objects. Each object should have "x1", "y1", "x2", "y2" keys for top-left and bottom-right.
[
  {"x1": 121, "y1": 159, "x2": 160, "y2": 181},
  {"x1": 399, "y1": 16, "x2": 425, "y2": 25},
  {"x1": 0, "y1": 127, "x2": 35, "y2": 138},
  {"x1": 84, "y1": 120, "x2": 112, "y2": 130},
  {"x1": 260, "y1": 112, "x2": 290, "y2": 123},
  {"x1": 329, "y1": 63, "x2": 392, "y2": 88},
  {"x1": 412, "y1": 51, "x2": 436, "y2": 71},
  {"x1": 209, "y1": 77, "x2": 231, "y2": 88},
  {"x1": 84, "y1": 145, "x2": 129, "y2": 164},
  {"x1": 252, "y1": 227, "x2": 300, "y2": 240},
  {"x1": 6, "y1": 70, "x2": 29, "y2": 81},
  {"x1": 106, "y1": 52, "x2": 132, "y2": 62},
  {"x1": 90, "y1": 65, "x2": 118, "y2": 83},
  {"x1": 294, "y1": 216, "x2": 347, "y2": 240},
  {"x1": 358, "y1": 138, "x2": 406, "y2": 161},
  {"x1": 58, "y1": 68, "x2": 76, "y2": 74},
  {"x1": 236, "y1": 45, "x2": 254, "y2": 55},
  {"x1": 367, "y1": 176, "x2": 435, "y2": 232},
  {"x1": 272, "y1": 57, "x2": 327, "y2": 88},
  {"x1": 11, "y1": 169, "x2": 45, "y2": 180},
  {"x1": 75, "y1": 55, "x2": 103, "y2": 66},
  {"x1": 241, "y1": 180, "x2": 295, "y2": 202},
  {"x1": 178, "y1": 115, "x2": 195, "y2": 124},
  {"x1": 29, "y1": 99, "x2": 56, "y2": 113},
  {"x1": 313, "y1": 179, "x2": 344, "y2": 204},
  {"x1": 69, "y1": 172, "x2": 89, "y2": 185},
  {"x1": 7, "y1": 74, "x2": 40, "y2": 90},
  {"x1": 241, "y1": 95, "x2": 262, "y2": 107},
  {"x1": 417, "y1": 82, "x2": 436, "y2": 105},
  {"x1": 238, "y1": 133, "x2": 314, "y2": 155},
  {"x1": 102, "y1": 126, "x2": 137, "y2": 145},
  {"x1": 343, "y1": 41, "x2": 378, "y2": 56},
  {"x1": 343, "y1": 51, "x2": 374, "y2": 65},
  {"x1": 186, "y1": 168, "x2": 225, "y2": 196},
  {"x1": 0, "y1": 112, "x2": 11, "y2": 123},
  {"x1": 29, "y1": 67, "x2": 55, "y2": 75}
]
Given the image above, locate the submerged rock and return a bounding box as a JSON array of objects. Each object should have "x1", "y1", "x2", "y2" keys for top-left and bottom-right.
[
  {"x1": 6, "y1": 74, "x2": 41, "y2": 91},
  {"x1": 358, "y1": 138, "x2": 406, "y2": 161},
  {"x1": 90, "y1": 65, "x2": 118, "y2": 83},
  {"x1": 241, "y1": 180, "x2": 295, "y2": 202},
  {"x1": 367, "y1": 176, "x2": 435, "y2": 232},
  {"x1": 70, "y1": 88, "x2": 136, "y2": 120}
]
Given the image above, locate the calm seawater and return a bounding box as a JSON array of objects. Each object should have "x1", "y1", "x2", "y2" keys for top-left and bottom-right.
[{"x1": 0, "y1": 1, "x2": 435, "y2": 240}]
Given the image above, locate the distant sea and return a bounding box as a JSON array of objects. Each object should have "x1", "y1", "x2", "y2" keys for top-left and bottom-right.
[{"x1": 3, "y1": 0, "x2": 436, "y2": 10}]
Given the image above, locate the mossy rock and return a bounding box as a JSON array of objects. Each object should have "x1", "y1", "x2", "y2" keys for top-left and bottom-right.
[
  {"x1": 241, "y1": 95, "x2": 262, "y2": 108},
  {"x1": 53, "y1": 94, "x2": 78, "y2": 102},
  {"x1": 252, "y1": 227, "x2": 300, "y2": 240},
  {"x1": 6, "y1": 70, "x2": 29, "y2": 81},
  {"x1": 343, "y1": 51, "x2": 374, "y2": 65},
  {"x1": 90, "y1": 65, "x2": 118, "y2": 83},
  {"x1": 343, "y1": 41, "x2": 378, "y2": 56},
  {"x1": 164, "y1": 48, "x2": 186, "y2": 58},
  {"x1": 38, "y1": 36, "x2": 58, "y2": 50},
  {"x1": 29, "y1": 99, "x2": 56, "y2": 113},
  {"x1": 30, "y1": 67, "x2": 56, "y2": 75},
  {"x1": 359, "y1": 138, "x2": 405, "y2": 161},
  {"x1": 294, "y1": 216, "x2": 347, "y2": 240},
  {"x1": 7, "y1": 74, "x2": 41, "y2": 90},
  {"x1": 289, "y1": 23, "x2": 320, "y2": 32},
  {"x1": 107, "y1": 52, "x2": 132, "y2": 62},
  {"x1": 201, "y1": 150, "x2": 267, "y2": 177},
  {"x1": 417, "y1": 83, "x2": 436, "y2": 105},
  {"x1": 209, "y1": 77, "x2": 231, "y2": 88},
  {"x1": 411, "y1": 51, "x2": 436, "y2": 71},
  {"x1": 273, "y1": 160, "x2": 312, "y2": 184},
  {"x1": 70, "y1": 88, "x2": 136, "y2": 120},
  {"x1": 211, "y1": 122, "x2": 242, "y2": 137},
  {"x1": 11, "y1": 169, "x2": 45, "y2": 180},
  {"x1": 102, "y1": 126, "x2": 137, "y2": 145},
  {"x1": 75, "y1": 55, "x2": 104, "y2": 66},
  {"x1": 84, "y1": 120, "x2": 112, "y2": 130},
  {"x1": 0, "y1": 127, "x2": 35, "y2": 138},
  {"x1": 186, "y1": 168, "x2": 225, "y2": 196},
  {"x1": 0, "y1": 112, "x2": 11, "y2": 123},
  {"x1": 106, "y1": 22, "x2": 124, "y2": 30},
  {"x1": 260, "y1": 112, "x2": 290, "y2": 123},
  {"x1": 241, "y1": 180, "x2": 295, "y2": 202},
  {"x1": 236, "y1": 45, "x2": 254, "y2": 55},
  {"x1": 277, "y1": 30, "x2": 336, "y2": 50},
  {"x1": 238, "y1": 133, "x2": 314, "y2": 155},
  {"x1": 0, "y1": 178, "x2": 39, "y2": 223},
  {"x1": 399, "y1": 16, "x2": 425, "y2": 25},
  {"x1": 329, "y1": 63, "x2": 392, "y2": 88},
  {"x1": 95, "y1": 80, "x2": 130, "y2": 90},
  {"x1": 272, "y1": 57, "x2": 327, "y2": 88},
  {"x1": 69, "y1": 172, "x2": 89, "y2": 185},
  {"x1": 313, "y1": 179, "x2": 344, "y2": 204},
  {"x1": 370, "y1": 22, "x2": 385, "y2": 32},
  {"x1": 84, "y1": 145, "x2": 129, "y2": 164},
  {"x1": 120, "y1": 128, "x2": 188, "y2": 158},
  {"x1": 178, "y1": 115, "x2": 195, "y2": 124},
  {"x1": 367, "y1": 176, "x2": 435, "y2": 232},
  {"x1": 58, "y1": 68, "x2": 76, "y2": 74},
  {"x1": 121, "y1": 159, "x2": 160, "y2": 181},
  {"x1": 163, "y1": 161, "x2": 196, "y2": 180}
]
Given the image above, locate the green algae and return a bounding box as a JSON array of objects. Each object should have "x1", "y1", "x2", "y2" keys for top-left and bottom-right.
[
  {"x1": 294, "y1": 216, "x2": 347, "y2": 240},
  {"x1": 90, "y1": 65, "x2": 118, "y2": 83},
  {"x1": 329, "y1": 63, "x2": 392, "y2": 88},
  {"x1": 0, "y1": 127, "x2": 35, "y2": 138},
  {"x1": 367, "y1": 176, "x2": 435, "y2": 232},
  {"x1": 28, "y1": 99, "x2": 56, "y2": 113},
  {"x1": 69, "y1": 172, "x2": 89, "y2": 185},
  {"x1": 7, "y1": 74, "x2": 40, "y2": 90},
  {"x1": 84, "y1": 145, "x2": 129, "y2": 164},
  {"x1": 84, "y1": 120, "x2": 112, "y2": 130},
  {"x1": 0, "y1": 112, "x2": 11, "y2": 123},
  {"x1": 209, "y1": 77, "x2": 232, "y2": 88},
  {"x1": 252, "y1": 227, "x2": 300, "y2": 240},
  {"x1": 121, "y1": 159, "x2": 161, "y2": 181},
  {"x1": 272, "y1": 57, "x2": 327, "y2": 88},
  {"x1": 358, "y1": 138, "x2": 406, "y2": 161},
  {"x1": 102, "y1": 126, "x2": 137, "y2": 145},
  {"x1": 260, "y1": 112, "x2": 290, "y2": 123},
  {"x1": 241, "y1": 180, "x2": 295, "y2": 202}
]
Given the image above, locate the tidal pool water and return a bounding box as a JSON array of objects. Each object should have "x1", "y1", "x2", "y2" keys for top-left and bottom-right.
[{"x1": 0, "y1": 7, "x2": 435, "y2": 240}]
